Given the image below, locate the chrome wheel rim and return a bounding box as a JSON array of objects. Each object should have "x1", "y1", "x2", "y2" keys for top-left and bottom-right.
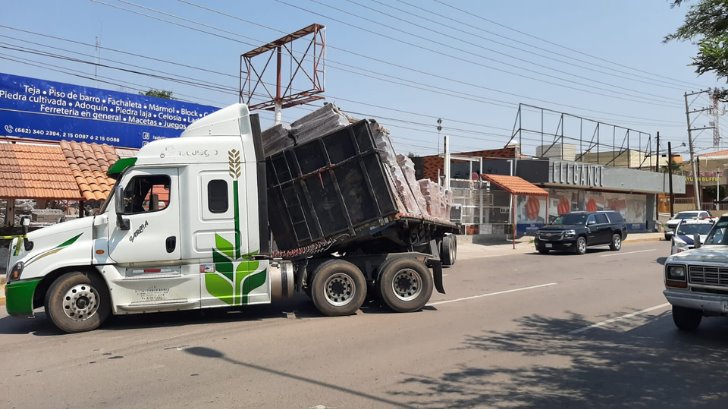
[
  {"x1": 324, "y1": 273, "x2": 356, "y2": 307},
  {"x1": 578, "y1": 238, "x2": 586, "y2": 253},
  {"x1": 62, "y1": 284, "x2": 99, "y2": 321},
  {"x1": 613, "y1": 235, "x2": 621, "y2": 249},
  {"x1": 391, "y1": 268, "x2": 422, "y2": 301}
]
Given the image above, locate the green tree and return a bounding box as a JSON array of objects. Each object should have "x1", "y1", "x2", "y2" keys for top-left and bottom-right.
[
  {"x1": 140, "y1": 89, "x2": 174, "y2": 99},
  {"x1": 665, "y1": 0, "x2": 728, "y2": 97}
]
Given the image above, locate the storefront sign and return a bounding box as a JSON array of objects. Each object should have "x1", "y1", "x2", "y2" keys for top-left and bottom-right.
[
  {"x1": 0, "y1": 72, "x2": 219, "y2": 148},
  {"x1": 551, "y1": 161, "x2": 603, "y2": 187}
]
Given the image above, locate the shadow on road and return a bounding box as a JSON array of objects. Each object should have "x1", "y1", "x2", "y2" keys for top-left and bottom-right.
[
  {"x1": 525, "y1": 247, "x2": 613, "y2": 256},
  {"x1": 656, "y1": 256, "x2": 667, "y2": 265},
  {"x1": 183, "y1": 345, "x2": 418, "y2": 409},
  {"x1": 0, "y1": 294, "x2": 325, "y2": 335},
  {"x1": 388, "y1": 311, "x2": 728, "y2": 408}
]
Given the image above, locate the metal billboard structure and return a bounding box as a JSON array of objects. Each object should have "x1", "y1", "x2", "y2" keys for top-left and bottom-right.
[
  {"x1": 507, "y1": 103, "x2": 654, "y2": 171},
  {"x1": 239, "y1": 24, "x2": 326, "y2": 124}
]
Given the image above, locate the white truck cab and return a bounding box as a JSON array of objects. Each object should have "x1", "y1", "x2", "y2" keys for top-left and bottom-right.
[
  {"x1": 5, "y1": 104, "x2": 279, "y2": 332},
  {"x1": 5, "y1": 103, "x2": 452, "y2": 332},
  {"x1": 663, "y1": 214, "x2": 728, "y2": 331}
]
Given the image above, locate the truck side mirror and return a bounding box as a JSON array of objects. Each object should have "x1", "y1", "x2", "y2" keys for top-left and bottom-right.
[
  {"x1": 114, "y1": 185, "x2": 130, "y2": 230},
  {"x1": 694, "y1": 233, "x2": 702, "y2": 249},
  {"x1": 20, "y1": 216, "x2": 33, "y2": 251}
]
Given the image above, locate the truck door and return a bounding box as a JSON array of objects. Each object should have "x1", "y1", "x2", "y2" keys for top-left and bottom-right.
[{"x1": 107, "y1": 168, "x2": 181, "y2": 264}]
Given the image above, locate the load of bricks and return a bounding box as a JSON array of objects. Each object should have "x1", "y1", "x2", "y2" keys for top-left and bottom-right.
[{"x1": 260, "y1": 104, "x2": 452, "y2": 224}]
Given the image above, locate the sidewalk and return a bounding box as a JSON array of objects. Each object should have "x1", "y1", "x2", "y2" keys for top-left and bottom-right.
[
  {"x1": 0, "y1": 233, "x2": 664, "y2": 307},
  {"x1": 456, "y1": 232, "x2": 664, "y2": 260}
]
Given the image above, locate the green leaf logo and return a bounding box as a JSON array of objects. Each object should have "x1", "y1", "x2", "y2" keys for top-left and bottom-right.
[{"x1": 205, "y1": 233, "x2": 265, "y2": 305}]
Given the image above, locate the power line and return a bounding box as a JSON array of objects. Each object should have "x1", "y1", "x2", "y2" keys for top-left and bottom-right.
[
  {"x1": 432, "y1": 0, "x2": 707, "y2": 89},
  {"x1": 173, "y1": 0, "x2": 688, "y2": 126},
  {"x1": 280, "y1": 0, "x2": 681, "y2": 108},
  {"x1": 388, "y1": 0, "x2": 689, "y2": 92},
  {"x1": 341, "y1": 0, "x2": 680, "y2": 101}
]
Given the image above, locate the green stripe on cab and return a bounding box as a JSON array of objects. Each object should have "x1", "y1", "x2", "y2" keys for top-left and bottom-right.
[{"x1": 6, "y1": 279, "x2": 41, "y2": 317}]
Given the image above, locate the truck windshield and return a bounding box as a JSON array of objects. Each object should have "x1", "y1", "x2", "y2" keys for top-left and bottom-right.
[
  {"x1": 553, "y1": 213, "x2": 588, "y2": 225},
  {"x1": 704, "y1": 219, "x2": 728, "y2": 245},
  {"x1": 676, "y1": 223, "x2": 712, "y2": 236}
]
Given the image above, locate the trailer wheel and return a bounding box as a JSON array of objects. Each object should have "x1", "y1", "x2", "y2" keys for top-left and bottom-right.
[
  {"x1": 441, "y1": 234, "x2": 457, "y2": 267},
  {"x1": 378, "y1": 258, "x2": 433, "y2": 313},
  {"x1": 310, "y1": 260, "x2": 367, "y2": 316},
  {"x1": 44, "y1": 271, "x2": 110, "y2": 333}
]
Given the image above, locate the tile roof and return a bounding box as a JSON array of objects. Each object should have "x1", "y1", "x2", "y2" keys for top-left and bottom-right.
[
  {"x1": 0, "y1": 143, "x2": 82, "y2": 200},
  {"x1": 482, "y1": 174, "x2": 549, "y2": 196},
  {"x1": 60, "y1": 141, "x2": 120, "y2": 201}
]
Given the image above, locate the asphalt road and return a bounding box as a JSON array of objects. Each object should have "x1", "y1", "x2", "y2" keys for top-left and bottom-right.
[{"x1": 2, "y1": 241, "x2": 728, "y2": 409}]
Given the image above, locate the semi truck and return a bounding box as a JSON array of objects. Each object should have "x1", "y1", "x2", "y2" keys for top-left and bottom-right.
[{"x1": 4, "y1": 103, "x2": 458, "y2": 332}]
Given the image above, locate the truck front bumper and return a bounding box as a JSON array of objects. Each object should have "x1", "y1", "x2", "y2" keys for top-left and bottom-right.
[
  {"x1": 534, "y1": 238, "x2": 577, "y2": 251},
  {"x1": 664, "y1": 288, "x2": 728, "y2": 316},
  {"x1": 5, "y1": 278, "x2": 41, "y2": 317}
]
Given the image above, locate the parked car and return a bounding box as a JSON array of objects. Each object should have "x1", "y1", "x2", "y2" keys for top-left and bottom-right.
[
  {"x1": 535, "y1": 211, "x2": 628, "y2": 255},
  {"x1": 664, "y1": 210, "x2": 712, "y2": 240},
  {"x1": 670, "y1": 218, "x2": 715, "y2": 254}
]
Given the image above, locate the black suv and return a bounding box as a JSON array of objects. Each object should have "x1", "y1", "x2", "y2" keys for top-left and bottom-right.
[{"x1": 534, "y1": 211, "x2": 628, "y2": 255}]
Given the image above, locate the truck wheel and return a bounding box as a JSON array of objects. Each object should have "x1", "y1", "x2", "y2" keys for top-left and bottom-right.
[
  {"x1": 378, "y1": 258, "x2": 433, "y2": 313},
  {"x1": 310, "y1": 260, "x2": 367, "y2": 316},
  {"x1": 574, "y1": 236, "x2": 587, "y2": 255},
  {"x1": 441, "y1": 235, "x2": 457, "y2": 266},
  {"x1": 609, "y1": 233, "x2": 622, "y2": 251},
  {"x1": 44, "y1": 271, "x2": 110, "y2": 333},
  {"x1": 672, "y1": 305, "x2": 702, "y2": 331}
]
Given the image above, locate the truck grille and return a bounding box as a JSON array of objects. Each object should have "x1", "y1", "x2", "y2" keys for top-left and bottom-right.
[
  {"x1": 688, "y1": 265, "x2": 728, "y2": 288},
  {"x1": 538, "y1": 231, "x2": 564, "y2": 241}
]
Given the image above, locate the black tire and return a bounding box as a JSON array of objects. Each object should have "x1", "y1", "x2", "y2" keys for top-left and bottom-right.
[
  {"x1": 44, "y1": 271, "x2": 110, "y2": 333},
  {"x1": 310, "y1": 259, "x2": 367, "y2": 316},
  {"x1": 441, "y1": 234, "x2": 457, "y2": 266},
  {"x1": 537, "y1": 247, "x2": 549, "y2": 254},
  {"x1": 609, "y1": 233, "x2": 622, "y2": 251},
  {"x1": 672, "y1": 305, "x2": 702, "y2": 331},
  {"x1": 378, "y1": 258, "x2": 433, "y2": 313},
  {"x1": 574, "y1": 236, "x2": 587, "y2": 255},
  {"x1": 664, "y1": 233, "x2": 672, "y2": 241}
]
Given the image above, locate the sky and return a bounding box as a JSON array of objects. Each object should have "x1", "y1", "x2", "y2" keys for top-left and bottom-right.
[{"x1": 0, "y1": 0, "x2": 723, "y2": 159}]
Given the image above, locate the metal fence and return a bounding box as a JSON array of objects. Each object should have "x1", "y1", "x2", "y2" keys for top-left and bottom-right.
[{"x1": 449, "y1": 179, "x2": 511, "y2": 236}]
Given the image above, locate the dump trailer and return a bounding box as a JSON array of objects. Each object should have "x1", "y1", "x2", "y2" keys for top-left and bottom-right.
[{"x1": 4, "y1": 103, "x2": 458, "y2": 333}]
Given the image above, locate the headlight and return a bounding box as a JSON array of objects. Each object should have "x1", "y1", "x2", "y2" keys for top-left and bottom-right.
[
  {"x1": 666, "y1": 265, "x2": 686, "y2": 280},
  {"x1": 564, "y1": 229, "x2": 576, "y2": 238},
  {"x1": 8, "y1": 261, "x2": 24, "y2": 282}
]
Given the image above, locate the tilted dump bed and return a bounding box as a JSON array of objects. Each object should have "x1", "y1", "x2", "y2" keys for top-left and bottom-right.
[{"x1": 264, "y1": 111, "x2": 457, "y2": 256}]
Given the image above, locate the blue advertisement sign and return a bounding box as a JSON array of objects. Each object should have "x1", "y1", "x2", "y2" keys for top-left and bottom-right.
[{"x1": 0, "y1": 73, "x2": 220, "y2": 148}]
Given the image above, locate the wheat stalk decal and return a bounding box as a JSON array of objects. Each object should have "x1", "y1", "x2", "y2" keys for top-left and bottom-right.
[{"x1": 228, "y1": 149, "x2": 241, "y2": 179}]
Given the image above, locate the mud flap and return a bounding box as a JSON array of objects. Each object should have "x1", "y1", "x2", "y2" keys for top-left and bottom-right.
[
  {"x1": 427, "y1": 239, "x2": 445, "y2": 294},
  {"x1": 428, "y1": 259, "x2": 445, "y2": 294}
]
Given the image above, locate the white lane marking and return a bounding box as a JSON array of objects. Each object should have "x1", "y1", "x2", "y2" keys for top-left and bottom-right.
[
  {"x1": 427, "y1": 282, "x2": 557, "y2": 306},
  {"x1": 569, "y1": 303, "x2": 670, "y2": 334},
  {"x1": 599, "y1": 249, "x2": 656, "y2": 257}
]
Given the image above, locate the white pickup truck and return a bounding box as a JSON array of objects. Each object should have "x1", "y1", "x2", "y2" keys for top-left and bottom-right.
[
  {"x1": 4, "y1": 103, "x2": 455, "y2": 332},
  {"x1": 663, "y1": 214, "x2": 728, "y2": 330}
]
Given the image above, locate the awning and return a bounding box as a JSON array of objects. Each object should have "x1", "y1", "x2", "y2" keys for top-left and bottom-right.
[{"x1": 482, "y1": 174, "x2": 549, "y2": 196}]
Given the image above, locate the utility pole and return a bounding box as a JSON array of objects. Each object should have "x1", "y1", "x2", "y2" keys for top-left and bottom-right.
[
  {"x1": 684, "y1": 90, "x2": 716, "y2": 209},
  {"x1": 655, "y1": 131, "x2": 660, "y2": 172},
  {"x1": 668, "y1": 141, "x2": 675, "y2": 217}
]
